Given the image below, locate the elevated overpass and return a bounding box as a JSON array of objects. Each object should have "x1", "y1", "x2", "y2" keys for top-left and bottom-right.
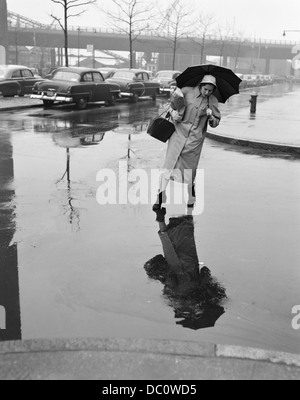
[{"x1": 5, "y1": 10, "x2": 300, "y2": 73}]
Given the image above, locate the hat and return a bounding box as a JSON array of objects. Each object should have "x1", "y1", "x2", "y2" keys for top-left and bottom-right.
[{"x1": 200, "y1": 75, "x2": 217, "y2": 88}]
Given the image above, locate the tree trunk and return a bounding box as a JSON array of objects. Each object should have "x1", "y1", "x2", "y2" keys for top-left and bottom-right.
[
  {"x1": 64, "y1": 5, "x2": 69, "y2": 67},
  {"x1": 172, "y1": 37, "x2": 177, "y2": 70},
  {"x1": 129, "y1": 33, "x2": 133, "y2": 68},
  {"x1": 200, "y1": 35, "x2": 206, "y2": 64}
]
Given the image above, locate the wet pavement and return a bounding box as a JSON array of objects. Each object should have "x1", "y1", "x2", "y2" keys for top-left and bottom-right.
[
  {"x1": 209, "y1": 87, "x2": 300, "y2": 153},
  {"x1": 0, "y1": 85, "x2": 300, "y2": 379}
]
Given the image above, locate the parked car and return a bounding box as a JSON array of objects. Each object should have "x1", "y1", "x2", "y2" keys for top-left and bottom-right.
[
  {"x1": 273, "y1": 75, "x2": 286, "y2": 83},
  {"x1": 43, "y1": 67, "x2": 58, "y2": 79},
  {"x1": 0, "y1": 65, "x2": 44, "y2": 97},
  {"x1": 236, "y1": 73, "x2": 248, "y2": 89},
  {"x1": 244, "y1": 75, "x2": 258, "y2": 87},
  {"x1": 97, "y1": 67, "x2": 118, "y2": 79},
  {"x1": 255, "y1": 74, "x2": 266, "y2": 86},
  {"x1": 31, "y1": 67, "x2": 121, "y2": 110},
  {"x1": 264, "y1": 75, "x2": 274, "y2": 85},
  {"x1": 153, "y1": 70, "x2": 182, "y2": 95},
  {"x1": 106, "y1": 69, "x2": 161, "y2": 102}
]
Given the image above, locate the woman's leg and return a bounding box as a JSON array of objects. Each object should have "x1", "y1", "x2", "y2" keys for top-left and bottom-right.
[
  {"x1": 187, "y1": 183, "x2": 196, "y2": 208},
  {"x1": 152, "y1": 174, "x2": 169, "y2": 211}
]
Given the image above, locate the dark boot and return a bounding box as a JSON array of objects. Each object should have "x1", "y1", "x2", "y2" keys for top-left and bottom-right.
[
  {"x1": 187, "y1": 184, "x2": 196, "y2": 208},
  {"x1": 154, "y1": 207, "x2": 166, "y2": 222},
  {"x1": 152, "y1": 191, "x2": 167, "y2": 211}
]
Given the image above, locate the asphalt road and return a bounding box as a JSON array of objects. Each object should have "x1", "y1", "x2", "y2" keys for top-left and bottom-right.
[{"x1": 0, "y1": 97, "x2": 299, "y2": 355}]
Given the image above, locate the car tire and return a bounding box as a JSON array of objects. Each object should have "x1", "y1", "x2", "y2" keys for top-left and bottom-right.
[
  {"x1": 43, "y1": 100, "x2": 54, "y2": 107},
  {"x1": 131, "y1": 92, "x2": 139, "y2": 103},
  {"x1": 152, "y1": 92, "x2": 157, "y2": 101},
  {"x1": 106, "y1": 93, "x2": 117, "y2": 107},
  {"x1": 76, "y1": 97, "x2": 88, "y2": 110}
]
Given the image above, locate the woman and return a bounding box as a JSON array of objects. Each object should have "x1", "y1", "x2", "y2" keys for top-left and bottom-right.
[{"x1": 153, "y1": 74, "x2": 221, "y2": 210}]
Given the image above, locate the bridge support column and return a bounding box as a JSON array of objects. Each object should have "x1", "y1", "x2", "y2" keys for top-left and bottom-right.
[
  {"x1": 0, "y1": 0, "x2": 8, "y2": 63},
  {"x1": 222, "y1": 56, "x2": 228, "y2": 67},
  {"x1": 265, "y1": 57, "x2": 271, "y2": 75},
  {"x1": 132, "y1": 51, "x2": 137, "y2": 68},
  {"x1": 51, "y1": 48, "x2": 56, "y2": 68}
]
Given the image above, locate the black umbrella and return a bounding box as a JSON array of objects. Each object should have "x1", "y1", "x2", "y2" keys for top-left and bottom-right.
[{"x1": 176, "y1": 64, "x2": 242, "y2": 103}]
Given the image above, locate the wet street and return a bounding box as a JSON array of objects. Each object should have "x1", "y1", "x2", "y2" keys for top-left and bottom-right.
[{"x1": 0, "y1": 86, "x2": 300, "y2": 355}]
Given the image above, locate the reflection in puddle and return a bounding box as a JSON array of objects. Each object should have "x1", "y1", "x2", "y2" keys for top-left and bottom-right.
[
  {"x1": 0, "y1": 134, "x2": 22, "y2": 341},
  {"x1": 145, "y1": 210, "x2": 227, "y2": 330},
  {"x1": 30, "y1": 103, "x2": 160, "y2": 150}
]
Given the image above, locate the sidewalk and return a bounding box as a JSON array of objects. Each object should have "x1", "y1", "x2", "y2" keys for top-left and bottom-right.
[
  {"x1": 207, "y1": 88, "x2": 300, "y2": 155},
  {"x1": 0, "y1": 338, "x2": 299, "y2": 380},
  {"x1": 0, "y1": 95, "x2": 41, "y2": 111}
]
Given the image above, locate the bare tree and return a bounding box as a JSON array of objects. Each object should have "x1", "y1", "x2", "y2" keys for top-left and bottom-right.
[
  {"x1": 100, "y1": 0, "x2": 153, "y2": 68},
  {"x1": 217, "y1": 21, "x2": 235, "y2": 66},
  {"x1": 50, "y1": 0, "x2": 97, "y2": 67},
  {"x1": 191, "y1": 13, "x2": 215, "y2": 64},
  {"x1": 156, "y1": 0, "x2": 191, "y2": 70},
  {"x1": 230, "y1": 30, "x2": 246, "y2": 72}
]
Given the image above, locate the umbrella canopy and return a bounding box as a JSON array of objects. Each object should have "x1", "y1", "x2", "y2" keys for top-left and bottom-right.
[
  {"x1": 176, "y1": 64, "x2": 242, "y2": 103},
  {"x1": 176, "y1": 305, "x2": 225, "y2": 330}
]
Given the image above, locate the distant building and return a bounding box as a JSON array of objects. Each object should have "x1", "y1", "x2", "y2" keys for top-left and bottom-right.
[{"x1": 78, "y1": 57, "x2": 105, "y2": 69}]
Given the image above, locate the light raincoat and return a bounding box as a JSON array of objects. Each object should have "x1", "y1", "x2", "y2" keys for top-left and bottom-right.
[{"x1": 162, "y1": 86, "x2": 221, "y2": 184}]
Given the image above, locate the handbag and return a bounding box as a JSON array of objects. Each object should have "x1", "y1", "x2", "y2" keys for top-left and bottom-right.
[{"x1": 147, "y1": 110, "x2": 175, "y2": 143}]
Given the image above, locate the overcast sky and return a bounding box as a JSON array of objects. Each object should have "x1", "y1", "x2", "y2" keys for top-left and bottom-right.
[{"x1": 7, "y1": 0, "x2": 300, "y2": 41}]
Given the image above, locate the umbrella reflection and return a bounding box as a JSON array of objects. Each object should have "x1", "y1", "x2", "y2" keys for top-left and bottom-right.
[{"x1": 144, "y1": 209, "x2": 227, "y2": 330}]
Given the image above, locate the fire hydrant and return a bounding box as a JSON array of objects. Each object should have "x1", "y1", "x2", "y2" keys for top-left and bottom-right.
[{"x1": 249, "y1": 92, "x2": 258, "y2": 114}]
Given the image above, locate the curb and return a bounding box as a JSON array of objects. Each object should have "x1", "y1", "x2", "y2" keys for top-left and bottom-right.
[
  {"x1": 0, "y1": 104, "x2": 42, "y2": 112},
  {"x1": 1, "y1": 338, "x2": 300, "y2": 367},
  {"x1": 207, "y1": 131, "x2": 300, "y2": 156},
  {"x1": 1, "y1": 338, "x2": 299, "y2": 380}
]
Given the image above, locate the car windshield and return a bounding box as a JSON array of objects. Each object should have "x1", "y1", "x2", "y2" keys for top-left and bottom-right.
[
  {"x1": 155, "y1": 72, "x2": 174, "y2": 78},
  {"x1": 52, "y1": 71, "x2": 80, "y2": 82},
  {"x1": 113, "y1": 71, "x2": 135, "y2": 79},
  {"x1": 0, "y1": 69, "x2": 6, "y2": 77}
]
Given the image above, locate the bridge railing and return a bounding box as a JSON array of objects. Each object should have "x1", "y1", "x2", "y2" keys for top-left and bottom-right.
[
  {"x1": 7, "y1": 22, "x2": 299, "y2": 46},
  {"x1": 67, "y1": 26, "x2": 300, "y2": 45}
]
